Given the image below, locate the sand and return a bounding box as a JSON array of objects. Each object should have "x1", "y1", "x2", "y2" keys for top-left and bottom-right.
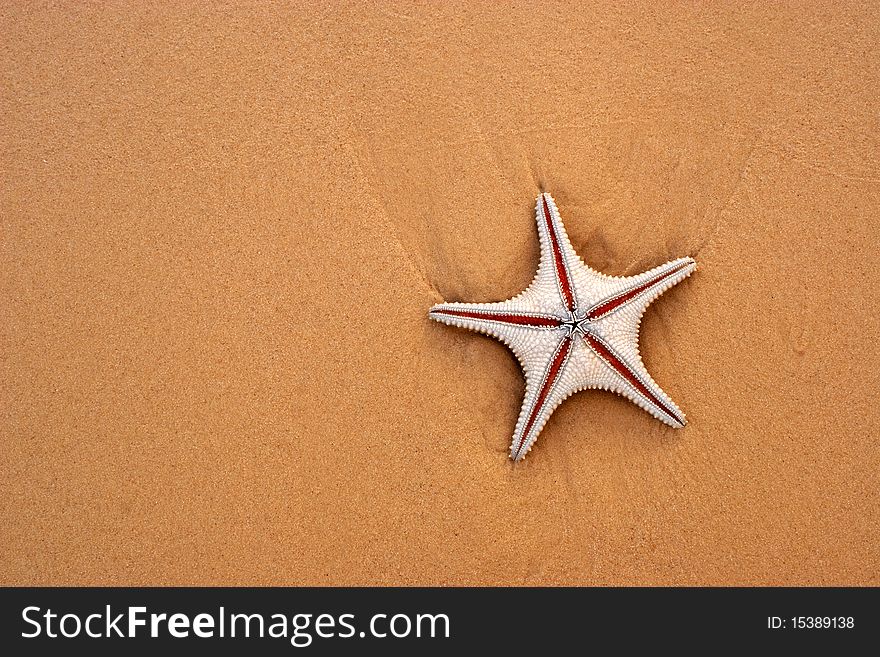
[{"x1": 2, "y1": 2, "x2": 878, "y2": 585}]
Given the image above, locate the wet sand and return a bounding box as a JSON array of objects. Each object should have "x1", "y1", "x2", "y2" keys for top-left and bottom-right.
[{"x1": 1, "y1": 2, "x2": 878, "y2": 584}]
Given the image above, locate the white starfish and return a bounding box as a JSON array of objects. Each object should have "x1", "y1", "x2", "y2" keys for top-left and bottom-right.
[{"x1": 429, "y1": 192, "x2": 696, "y2": 462}]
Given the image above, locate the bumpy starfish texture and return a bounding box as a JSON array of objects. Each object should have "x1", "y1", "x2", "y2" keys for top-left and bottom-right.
[{"x1": 429, "y1": 192, "x2": 696, "y2": 462}]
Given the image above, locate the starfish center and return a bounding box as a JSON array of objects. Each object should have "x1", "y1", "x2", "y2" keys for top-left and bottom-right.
[{"x1": 561, "y1": 311, "x2": 592, "y2": 336}]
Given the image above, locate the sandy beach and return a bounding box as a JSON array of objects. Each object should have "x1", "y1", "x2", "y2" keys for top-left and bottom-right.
[{"x1": 2, "y1": 2, "x2": 878, "y2": 585}]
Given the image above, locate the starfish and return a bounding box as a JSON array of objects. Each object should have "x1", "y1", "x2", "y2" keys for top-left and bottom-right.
[{"x1": 429, "y1": 192, "x2": 696, "y2": 462}]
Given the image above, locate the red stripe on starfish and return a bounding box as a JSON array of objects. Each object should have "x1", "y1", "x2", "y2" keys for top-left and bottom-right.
[
  {"x1": 513, "y1": 334, "x2": 573, "y2": 460},
  {"x1": 586, "y1": 261, "x2": 690, "y2": 320},
  {"x1": 431, "y1": 308, "x2": 562, "y2": 328},
  {"x1": 541, "y1": 195, "x2": 577, "y2": 313},
  {"x1": 583, "y1": 333, "x2": 685, "y2": 426}
]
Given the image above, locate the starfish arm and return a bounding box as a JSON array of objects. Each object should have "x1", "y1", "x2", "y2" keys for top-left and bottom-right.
[
  {"x1": 510, "y1": 333, "x2": 576, "y2": 461},
  {"x1": 582, "y1": 331, "x2": 686, "y2": 428},
  {"x1": 429, "y1": 303, "x2": 561, "y2": 331},
  {"x1": 429, "y1": 300, "x2": 566, "y2": 374},
  {"x1": 541, "y1": 191, "x2": 660, "y2": 309},
  {"x1": 532, "y1": 192, "x2": 582, "y2": 313},
  {"x1": 585, "y1": 257, "x2": 696, "y2": 321}
]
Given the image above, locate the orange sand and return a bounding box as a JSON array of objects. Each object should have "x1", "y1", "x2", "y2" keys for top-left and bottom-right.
[{"x1": 2, "y1": 2, "x2": 878, "y2": 585}]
